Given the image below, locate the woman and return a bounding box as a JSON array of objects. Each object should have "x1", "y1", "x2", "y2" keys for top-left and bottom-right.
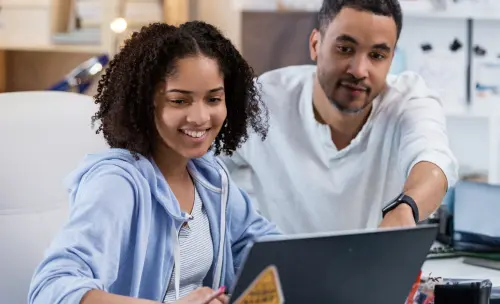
[{"x1": 28, "y1": 21, "x2": 279, "y2": 304}]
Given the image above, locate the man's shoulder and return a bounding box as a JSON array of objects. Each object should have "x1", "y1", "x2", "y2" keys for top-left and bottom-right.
[
  {"x1": 382, "y1": 71, "x2": 443, "y2": 111},
  {"x1": 256, "y1": 65, "x2": 316, "y2": 104},
  {"x1": 386, "y1": 71, "x2": 439, "y2": 100}
]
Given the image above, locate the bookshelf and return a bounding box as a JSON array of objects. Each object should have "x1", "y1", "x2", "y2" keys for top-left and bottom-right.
[{"x1": 0, "y1": 0, "x2": 190, "y2": 93}]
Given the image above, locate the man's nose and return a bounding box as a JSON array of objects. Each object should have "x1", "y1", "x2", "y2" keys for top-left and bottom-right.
[{"x1": 347, "y1": 55, "x2": 370, "y2": 80}]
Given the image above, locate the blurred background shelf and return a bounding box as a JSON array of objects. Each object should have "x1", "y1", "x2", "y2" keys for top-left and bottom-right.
[
  {"x1": 404, "y1": 10, "x2": 500, "y2": 20},
  {"x1": 0, "y1": 44, "x2": 106, "y2": 54},
  {"x1": 401, "y1": 1, "x2": 500, "y2": 20},
  {"x1": 0, "y1": 0, "x2": 191, "y2": 93}
]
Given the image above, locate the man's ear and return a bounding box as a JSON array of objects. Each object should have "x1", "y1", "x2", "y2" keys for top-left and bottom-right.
[{"x1": 309, "y1": 29, "x2": 321, "y2": 62}]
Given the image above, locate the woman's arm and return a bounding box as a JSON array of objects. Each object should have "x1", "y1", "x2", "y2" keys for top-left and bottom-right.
[
  {"x1": 28, "y1": 166, "x2": 138, "y2": 304},
  {"x1": 81, "y1": 290, "x2": 159, "y2": 304},
  {"x1": 81, "y1": 288, "x2": 228, "y2": 304}
]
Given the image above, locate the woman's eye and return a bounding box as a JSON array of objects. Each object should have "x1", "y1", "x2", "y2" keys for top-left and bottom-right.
[
  {"x1": 170, "y1": 99, "x2": 185, "y2": 104},
  {"x1": 208, "y1": 97, "x2": 222, "y2": 103}
]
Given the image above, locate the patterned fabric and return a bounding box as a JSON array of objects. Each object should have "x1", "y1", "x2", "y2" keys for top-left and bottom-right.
[{"x1": 163, "y1": 187, "x2": 214, "y2": 302}]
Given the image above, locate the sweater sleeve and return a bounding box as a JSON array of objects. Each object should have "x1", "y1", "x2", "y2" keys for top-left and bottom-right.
[{"x1": 28, "y1": 166, "x2": 137, "y2": 304}]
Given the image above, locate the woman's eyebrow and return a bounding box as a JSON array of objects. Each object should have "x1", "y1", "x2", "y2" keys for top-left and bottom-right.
[{"x1": 165, "y1": 86, "x2": 224, "y2": 94}]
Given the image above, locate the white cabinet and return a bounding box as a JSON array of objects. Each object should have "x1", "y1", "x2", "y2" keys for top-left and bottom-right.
[
  {"x1": 0, "y1": 8, "x2": 53, "y2": 48},
  {"x1": 0, "y1": 0, "x2": 68, "y2": 50},
  {"x1": 445, "y1": 102, "x2": 500, "y2": 184},
  {"x1": 0, "y1": 0, "x2": 55, "y2": 7}
]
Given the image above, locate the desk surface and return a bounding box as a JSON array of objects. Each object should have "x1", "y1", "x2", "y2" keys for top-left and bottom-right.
[{"x1": 422, "y1": 257, "x2": 500, "y2": 286}]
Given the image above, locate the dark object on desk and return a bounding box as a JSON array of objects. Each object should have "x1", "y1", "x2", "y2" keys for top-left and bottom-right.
[
  {"x1": 491, "y1": 286, "x2": 500, "y2": 303},
  {"x1": 436, "y1": 204, "x2": 454, "y2": 246},
  {"x1": 228, "y1": 225, "x2": 438, "y2": 304},
  {"x1": 434, "y1": 279, "x2": 492, "y2": 304},
  {"x1": 427, "y1": 243, "x2": 460, "y2": 259},
  {"x1": 420, "y1": 204, "x2": 453, "y2": 245},
  {"x1": 424, "y1": 204, "x2": 458, "y2": 259},
  {"x1": 463, "y1": 257, "x2": 500, "y2": 271}
]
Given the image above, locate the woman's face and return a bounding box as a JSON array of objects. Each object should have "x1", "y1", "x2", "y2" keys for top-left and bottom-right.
[{"x1": 154, "y1": 55, "x2": 227, "y2": 160}]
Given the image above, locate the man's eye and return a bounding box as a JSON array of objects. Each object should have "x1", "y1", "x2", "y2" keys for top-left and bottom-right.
[
  {"x1": 370, "y1": 52, "x2": 386, "y2": 60},
  {"x1": 337, "y1": 46, "x2": 353, "y2": 53}
]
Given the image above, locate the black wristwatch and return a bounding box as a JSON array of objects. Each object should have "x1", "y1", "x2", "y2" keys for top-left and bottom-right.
[{"x1": 382, "y1": 193, "x2": 419, "y2": 224}]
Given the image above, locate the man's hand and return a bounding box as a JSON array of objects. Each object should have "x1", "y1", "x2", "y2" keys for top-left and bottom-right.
[{"x1": 379, "y1": 203, "x2": 416, "y2": 228}]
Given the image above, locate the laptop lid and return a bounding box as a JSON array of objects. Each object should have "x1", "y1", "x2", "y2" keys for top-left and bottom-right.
[{"x1": 229, "y1": 224, "x2": 438, "y2": 304}]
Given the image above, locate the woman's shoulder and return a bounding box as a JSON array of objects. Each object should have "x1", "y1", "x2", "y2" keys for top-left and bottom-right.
[{"x1": 65, "y1": 148, "x2": 155, "y2": 191}]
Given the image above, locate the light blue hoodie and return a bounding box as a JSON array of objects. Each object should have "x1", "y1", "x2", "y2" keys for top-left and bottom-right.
[{"x1": 28, "y1": 148, "x2": 280, "y2": 303}]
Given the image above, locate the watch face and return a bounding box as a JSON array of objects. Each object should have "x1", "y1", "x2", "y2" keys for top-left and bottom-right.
[
  {"x1": 396, "y1": 193, "x2": 406, "y2": 201},
  {"x1": 383, "y1": 193, "x2": 404, "y2": 212},
  {"x1": 390, "y1": 193, "x2": 404, "y2": 204}
]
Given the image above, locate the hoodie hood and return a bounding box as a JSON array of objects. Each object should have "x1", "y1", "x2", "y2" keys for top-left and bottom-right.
[{"x1": 64, "y1": 148, "x2": 189, "y2": 220}]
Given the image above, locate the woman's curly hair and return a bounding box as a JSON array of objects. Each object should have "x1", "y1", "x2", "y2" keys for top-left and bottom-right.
[{"x1": 92, "y1": 21, "x2": 268, "y2": 158}]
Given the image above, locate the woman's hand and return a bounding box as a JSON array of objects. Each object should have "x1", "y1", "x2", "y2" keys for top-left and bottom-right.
[{"x1": 175, "y1": 287, "x2": 229, "y2": 304}]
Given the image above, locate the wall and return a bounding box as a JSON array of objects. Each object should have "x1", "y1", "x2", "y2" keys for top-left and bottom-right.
[
  {"x1": 241, "y1": 11, "x2": 315, "y2": 75},
  {"x1": 193, "y1": 0, "x2": 242, "y2": 49}
]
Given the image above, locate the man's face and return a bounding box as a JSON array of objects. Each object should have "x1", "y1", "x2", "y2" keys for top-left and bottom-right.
[{"x1": 310, "y1": 7, "x2": 397, "y2": 114}]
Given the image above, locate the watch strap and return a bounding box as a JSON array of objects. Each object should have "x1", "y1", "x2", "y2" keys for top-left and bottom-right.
[{"x1": 382, "y1": 193, "x2": 419, "y2": 223}]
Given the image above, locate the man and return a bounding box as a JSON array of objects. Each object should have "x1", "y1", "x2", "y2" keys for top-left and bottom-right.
[{"x1": 221, "y1": 0, "x2": 458, "y2": 234}]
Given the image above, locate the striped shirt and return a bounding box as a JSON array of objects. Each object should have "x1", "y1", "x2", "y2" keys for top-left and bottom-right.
[{"x1": 163, "y1": 187, "x2": 214, "y2": 302}]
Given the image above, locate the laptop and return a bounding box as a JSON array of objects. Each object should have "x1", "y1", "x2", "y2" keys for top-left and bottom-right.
[
  {"x1": 228, "y1": 224, "x2": 438, "y2": 304},
  {"x1": 452, "y1": 181, "x2": 500, "y2": 252}
]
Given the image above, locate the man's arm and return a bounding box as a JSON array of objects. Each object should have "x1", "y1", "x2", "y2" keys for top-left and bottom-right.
[
  {"x1": 380, "y1": 75, "x2": 459, "y2": 228},
  {"x1": 404, "y1": 161, "x2": 448, "y2": 220},
  {"x1": 381, "y1": 161, "x2": 449, "y2": 227}
]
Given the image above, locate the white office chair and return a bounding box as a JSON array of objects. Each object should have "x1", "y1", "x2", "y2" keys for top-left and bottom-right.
[{"x1": 0, "y1": 91, "x2": 108, "y2": 303}]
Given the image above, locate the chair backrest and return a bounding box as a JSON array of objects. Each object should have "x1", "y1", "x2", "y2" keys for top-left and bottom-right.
[{"x1": 0, "y1": 91, "x2": 108, "y2": 302}]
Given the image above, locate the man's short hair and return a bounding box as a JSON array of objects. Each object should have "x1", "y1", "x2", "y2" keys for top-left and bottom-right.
[{"x1": 317, "y1": 0, "x2": 403, "y2": 39}]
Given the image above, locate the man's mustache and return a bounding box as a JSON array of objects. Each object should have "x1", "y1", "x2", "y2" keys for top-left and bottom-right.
[{"x1": 338, "y1": 75, "x2": 370, "y2": 91}]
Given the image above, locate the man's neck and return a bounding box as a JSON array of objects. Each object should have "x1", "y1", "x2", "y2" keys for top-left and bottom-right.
[{"x1": 313, "y1": 77, "x2": 372, "y2": 150}]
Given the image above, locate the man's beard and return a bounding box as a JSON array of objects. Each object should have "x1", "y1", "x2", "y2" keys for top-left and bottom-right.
[
  {"x1": 318, "y1": 72, "x2": 373, "y2": 115},
  {"x1": 328, "y1": 96, "x2": 373, "y2": 115}
]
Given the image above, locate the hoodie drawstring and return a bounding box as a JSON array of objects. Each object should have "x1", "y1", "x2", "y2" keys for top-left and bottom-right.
[
  {"x1": 212, "y1": 164, "x2": 229, "y2": 289},
  {"x1": 170, "y1": 221, "x2": 181, "y2": 300}
]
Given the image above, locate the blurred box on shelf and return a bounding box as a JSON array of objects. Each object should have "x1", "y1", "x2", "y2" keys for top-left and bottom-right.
[{"x1": 0, "y1": 0, "x2": 71, "y2": 49}]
